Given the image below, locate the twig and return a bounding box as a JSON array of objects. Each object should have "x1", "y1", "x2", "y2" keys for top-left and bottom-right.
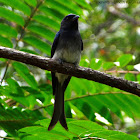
[
  {"x1": 0, "y1": 47, "x2": 140, "y2": 96},
  {"x1": 105, "y1": 70, "x2": 140, "y2": 74},
  {"x1": 19, "y1": 0, "x2": 44, "y2": 40},
  {"x1": 94, "y1": 18, "x2": 114, "y2": 35},
  {"x1": 0, "y1": 136, "x2": 14, "y2": 140},
  {"x1": 33, "y1": 92, "x2": 128, "y2": 110},
  {"x1": 108, "y1": 7, "x2": 140, "y2": 26}
]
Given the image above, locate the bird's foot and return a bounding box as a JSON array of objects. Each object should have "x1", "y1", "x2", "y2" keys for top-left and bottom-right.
[{"x1": 72, "y1": 62, "x2": 79, "y2": 68}]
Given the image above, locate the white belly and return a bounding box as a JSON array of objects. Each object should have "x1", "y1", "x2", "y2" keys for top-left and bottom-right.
[
  {"x1": 52, "y1": 48, "x2": 81, "y2": 64},
  {"x1": 52, "y1": 48, "x2": 81, "y2": 85}
]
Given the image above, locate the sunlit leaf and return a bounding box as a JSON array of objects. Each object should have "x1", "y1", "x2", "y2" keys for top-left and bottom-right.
[
  {"x1": 126, "y1": 65, "x2": 134, "y2": 70},
  {"x1": 12, "y1": 62, "x2": 38, "y2": 89},
  {"x1": 137, "y1": 74, "x2": 140, "y2": 83},
  {"x1": 103, "y1": 62, "x2": 115, "y2": 70},
  {"x1": 27, "y1": 24, "x2": 55, "y2": 42},
  {"x1": 19, "y1": 119, "x2": 138, "y2": 140},
  {"x1": 0, "y1": 0, "x2": 31, "y2": 16},
  {"x1": 55, "y1": 0, "x2": 83, "y2": 15},
  {"x1": 0, "y1": 35, "x2": 13, "y2": 48},
  {"x1": 39, "y1": 5, "x2": 63, "y2": 22},
  {"x1": 0, "y1": 7, "x2": 25, "y2": 26},
  {"x1": 33, "y1": 15, "x2": 60, "y2": 31},
  {"x1": 125, "y1": 73, "x2": 136, "y2": 81},
  {"x1": 23, "y1": 36, "x2": 51, "y2": 55},
  {"x1": 1, "y1": 78, "x2": 29, "y2": 106},
  {"x1": 44, "y1": 0, "x2": 75, "y2": 15},
  {"x1": 24, "y1": 0, "x2": 37, "y2": 7},
  {"x1": 0, "y1": 23, "x2": 17, "y2": 38},
  {"x1": 117, "y1": 54, "x2": 133, "y2": 67},
  {"x1": 74, "y1": 0, "x2": 92, "y2": 10},
  {"x1": 90, "y1": 58, "x2": 102, "y2": 70}
]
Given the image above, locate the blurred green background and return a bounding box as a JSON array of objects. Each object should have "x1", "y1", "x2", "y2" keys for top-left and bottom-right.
[{"x1": 0, "y1": 0, "x2": 140, "y2": 139}]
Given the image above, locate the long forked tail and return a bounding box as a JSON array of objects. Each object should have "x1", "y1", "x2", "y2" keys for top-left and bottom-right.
[{"x1": 48, "y1": 82, "x2": 68, "y2": 131}]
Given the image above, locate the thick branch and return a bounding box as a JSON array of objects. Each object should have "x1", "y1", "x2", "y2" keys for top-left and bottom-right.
[{"x1": 0, "y1": 46, "x2": 140, "y2": 96}]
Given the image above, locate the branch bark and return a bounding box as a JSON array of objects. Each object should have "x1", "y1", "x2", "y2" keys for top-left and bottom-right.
[{"x1": 0, "y1": 46, "x2": 140, "y2": 96}]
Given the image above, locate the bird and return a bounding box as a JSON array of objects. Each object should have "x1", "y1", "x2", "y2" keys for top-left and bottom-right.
[{"x1": 48, "y1": 14, "x2": 83, "y2": 131}]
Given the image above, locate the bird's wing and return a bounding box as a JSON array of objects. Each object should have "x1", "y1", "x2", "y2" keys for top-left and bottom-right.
[
  {"x1": 62, "y1": 76, "x2": 71, "y2": 93},
  {"x1": 51, "y1": 31, "x2": 60, "y2": 58},
  {"x1": 51, "y1": 31, "x2": 60, "y2": 95},
  {"x1": 81, "y1": 38, "x2": 83, "y2": 51}
]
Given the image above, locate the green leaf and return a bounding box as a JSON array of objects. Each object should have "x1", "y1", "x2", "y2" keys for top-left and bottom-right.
[
  {"x1": 33, "y1": 15, "x2": 60, "y2": 31},
  {"x1": 0, "y1": 7, "x2": 24, "y2": 26},
  {"x1": 0, "y1": 23, "x2": 17, "y2": 38},
  {"x1": 23, "y1": 36, "x2": 51, "y2": 55},
  {"x1": 55, "y1": 0, "x2": 83, "y2": 15},
  {"x1": 0, "y1": 106, "x2": 43, "y2": 137},
  {"x1": 0, "y1": 0, "x2": 31, "y2": 16},
  {"x1": 103, "y1": 62, "x2": 115, "y2": 70},
  {"x1": 137, "y1": 74, "x2": 140, "y2": 83},
  {"x1": 0, "y1": 58, "x2": 7, "y2": 62},
  {"x1": 80, "y1": 57, "x2": 90, "y2": 67},
  {"x1": 71, "y1": 98, "x2": 96, "y2": 121},
  {"x1": 39, "y1": 5, "x2": 64, "y2": 22},
  {"x1": 22, "y1": 86, "x2": 46, "y2": 103},
  {"x1": 118, "y1": 94, "x2": 140, "y2": 117},
  {"x1": 20, "y1": 48, "x2": 39, "y2": 55},
  {"x1": 117, "y1": 54, "x2": 133, "y2": 67},
  {"x1": 45, "y1": 93, "x2": 140, "y2": 124},
  {"x1": 24, "y1": 0, "x2": 37, "y2": 7},
  {"x1": 83, "y1": 96, "x2": 113, "y2": 123},
  {"x1": 27, "y1": 24, "x2": 55, "y2": 42},
  {"x1": 126, "y1": 65, "x2": 134, "y2": 70},
  {"x1": 19, "y1": 119, "x2": 138, "y2": 140},
  {"x1": 0, "y1": 35, "x2": 13, "y2": 48},
  {"x1": 90, "y1": 58, "x2": 102, "y2": 70},
  {"x1": 97, "y1": 94, "x2": 131, "y2": 119},
  {"x1": 12, "y1": 62, "x2": 38, "y2": 89},
  {"x1": 44, "y1": 0, "x2": 75, "y2": 15},
  {"x1": 72, "y1": 93, "x2": 140, "y2": 121},
  {"x1": 6, "y1": 78, "x2": 24, "y2": 95},
  {"x1": 74, "y1": 0, "x2": 92, "y2": 10},
  {"x1": 125, "y1": 73, "x2": 136, "y2": 81},
  {"x1": 1, "y1": 78, "x2": 29, "y2": 106},
  {"x1": 69, "y1": 77, "x2": 85, "y2": 95},
  {"x1": 65, "y1": 102, "x2": 72, "y2": 118}
]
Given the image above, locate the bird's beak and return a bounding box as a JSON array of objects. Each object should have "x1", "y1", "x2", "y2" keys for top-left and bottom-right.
[{"x1": 73, "y1": 15, "x2": 80, "y2": 21}]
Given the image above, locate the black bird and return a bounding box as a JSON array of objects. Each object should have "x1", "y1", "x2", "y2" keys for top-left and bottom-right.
[{"x1": 48, "y1": 14, "x2": 83, "y2": 131}]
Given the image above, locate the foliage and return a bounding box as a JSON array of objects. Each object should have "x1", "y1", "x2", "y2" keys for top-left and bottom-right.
[
  {"x1": 19, "y1": 119, "x2": 138, "y2": 140},
  {"x1": 0, "y1": 0, "x2": 140, "y2": 139}
]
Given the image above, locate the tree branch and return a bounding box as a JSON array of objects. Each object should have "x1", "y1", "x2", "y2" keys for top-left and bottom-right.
[
  {"x1": 0, "y1": 46, "x2": 140, "y2": 96},
  {"x1": 108, "y1": 7, "x2": 140, "y2": 26}
]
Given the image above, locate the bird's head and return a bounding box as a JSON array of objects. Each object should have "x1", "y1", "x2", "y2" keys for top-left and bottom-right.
[{"x1": 60, "y1": 14, "x2": 79, "y2": 30}]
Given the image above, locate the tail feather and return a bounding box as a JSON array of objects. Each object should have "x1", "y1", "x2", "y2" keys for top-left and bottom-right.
[
  {"x1": 59, "y1": 99, "x2": 68, "y2": 130},
  {"x1": 48, "y1": 75, "x2": 71, "y2": 131},
  {"x1": 48, "y1": 82, "x2": 67, "y2": 131}
]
